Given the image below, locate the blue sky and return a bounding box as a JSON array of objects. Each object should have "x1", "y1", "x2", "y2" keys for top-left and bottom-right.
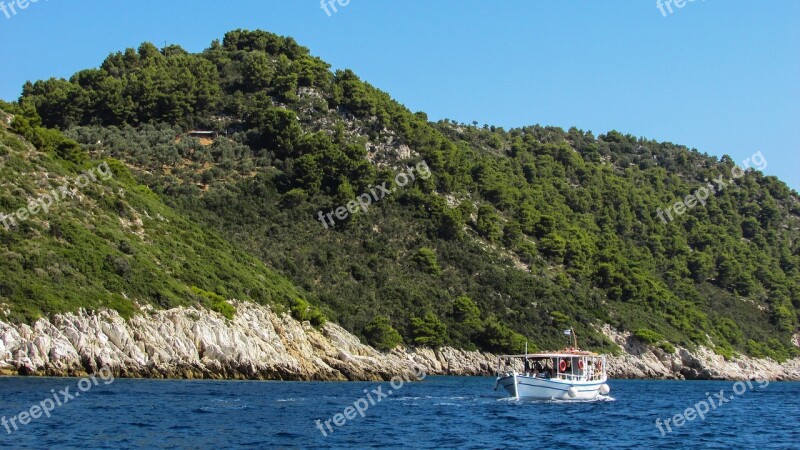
[{"x1": 1, "y1": 0, "x2": 798, "y2": 190}]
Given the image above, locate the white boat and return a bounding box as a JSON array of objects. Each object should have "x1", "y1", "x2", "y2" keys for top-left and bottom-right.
[{"x1": 493, "y1": 330, "x2": 611, "y2": 401}]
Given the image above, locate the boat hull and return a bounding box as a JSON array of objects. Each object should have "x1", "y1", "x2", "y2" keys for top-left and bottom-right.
[{"x1": 497, "y1": 374, "x2": 606, "y2": 400}]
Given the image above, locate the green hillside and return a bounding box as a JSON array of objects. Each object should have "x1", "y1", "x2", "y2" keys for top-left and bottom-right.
[
  {"x1": 4, "y1": 29, "x2": 799, "y2": 360},
  {"x1": 0, "y1": 107, "x2": 317, "y2": 324}
]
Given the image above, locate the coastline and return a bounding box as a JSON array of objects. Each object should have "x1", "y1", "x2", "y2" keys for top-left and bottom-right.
[
  {"x1": 1, "y1": 303, "x2": 798, "y2": 382},
  {"x1": 602, "y1": 325, "x2": 800, "y2": 381}
]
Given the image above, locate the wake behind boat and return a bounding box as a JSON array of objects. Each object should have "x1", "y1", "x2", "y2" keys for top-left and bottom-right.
[{"x1": 494, "y1": 329, "x2": 611, "y2": 401}]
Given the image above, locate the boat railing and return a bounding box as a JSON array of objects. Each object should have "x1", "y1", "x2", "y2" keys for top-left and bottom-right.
[
  {"x1": 496, "y1": 369, "x2": 606, "y2": 382},
  {"x1": 552, "y1": 372, "x2": 605, "y2": 382}
]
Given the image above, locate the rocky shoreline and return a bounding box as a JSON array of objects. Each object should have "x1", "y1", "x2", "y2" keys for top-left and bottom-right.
[
  {"x1": 603, "y1": 325, "x2": 800, "y2": 381},
  {"x1": 0, "y1": 303, "x2": 495, "y2": 381},
  {"x1": 1, "y1": 303, "x2": 798, "y2": 381}
]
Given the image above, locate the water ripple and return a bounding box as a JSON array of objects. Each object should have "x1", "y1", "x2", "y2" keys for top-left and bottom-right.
[{"x1": 0, "y1": 377, "x2": 797, "y2": 449}]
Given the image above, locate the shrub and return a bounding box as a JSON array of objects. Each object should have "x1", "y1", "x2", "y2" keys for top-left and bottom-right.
[
  {"x1": 658, "y1": 341, "x2": 676, "y2": 354},
  {"x1": 451, "y1": 295, "x2": 483, "y2": 344},
  {"x1": 190, "y1": 286, "x2": 236, "y2": 320},
  {"x1": 478, "y1": 316, "x2": 528, "y2": 354},
  {"x1": 475, "y1": 205, "x2": 503, "y2": 242},
  {"x1": 104, "y1": 255, "x2": 131, "y2": 278},
  {"x1": 539, "y1": 233, "x2": 566, "y2": 261},
  {"x1": 363, "y1": 316, "x2": 403, "y2": 351},
  {"x1": 413, "y1": 247, "x2": 442, "y2": 276},
  {"x1": 11, "y1": 116, "x2": 87, "y2": 165},
  {"x1": 634, "y1": 328, "x2": 664, "y2": 345},
  {"x1": 714, "y1": 343, "x2": 735, "y2": 360},
  {"x1": 289, "y1": 297, "x2": 326, "y2": 327},
  {"x1": 409, "y1": 312, "x2": 447, "y2": 347}
]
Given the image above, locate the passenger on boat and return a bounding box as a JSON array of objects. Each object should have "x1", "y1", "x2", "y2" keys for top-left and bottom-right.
[{"x1": 539, "y1": 361, "x2": 549, "y2": 378}]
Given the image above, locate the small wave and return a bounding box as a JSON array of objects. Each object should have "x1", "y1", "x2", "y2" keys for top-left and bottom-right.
[
  {"x1": 540, "y1": 395, "x2": 616, "y2": 403},
  {"x1": 223, "y1": 404, "x2": 248, "y2": 409},
  {"x1": 211, "y1": 398, "x2": 241, "y2": 403},
  {"x1": 497, "y1": 395, "x2": 616, "y2": 403},
  {"x1": 128, "y1": 422, "x2": 155, "y2": 428},
  {"x1": 272, "y1": 431, "x2": 301, "y2": 439},
  {"x1": 93, "y1": 390, "x2": 117, "y2": 396},
  {"x1": 393, "y1": 395, "x2": 469, "y2": 401}
]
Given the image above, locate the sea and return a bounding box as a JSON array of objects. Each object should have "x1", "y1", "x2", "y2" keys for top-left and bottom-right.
[{"x1": 0, "y1": 376, "x2": 798, "y2": 449}]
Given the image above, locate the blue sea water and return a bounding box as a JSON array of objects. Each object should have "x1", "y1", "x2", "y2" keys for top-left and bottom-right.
[{"x1": 0, "y1": 376, "x2": 798, "y2": 449}]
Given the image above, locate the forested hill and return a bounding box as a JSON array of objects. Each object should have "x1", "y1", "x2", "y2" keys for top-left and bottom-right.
[
  {"x1": 0, "y1": 108, "x2": 321, "y2": 326},
  {"x1": 3, "y1": 29, "x2": 799, "y2": 360}
]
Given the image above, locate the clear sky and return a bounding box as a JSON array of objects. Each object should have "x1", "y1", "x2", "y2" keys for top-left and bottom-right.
[{"x1": 1, "y1": 0, "x2": 797, "y2": 190}]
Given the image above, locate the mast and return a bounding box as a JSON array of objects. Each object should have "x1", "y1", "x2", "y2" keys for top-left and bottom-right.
[{"x1": 524, "y1": 341, "x2": 528, "y2": 375}]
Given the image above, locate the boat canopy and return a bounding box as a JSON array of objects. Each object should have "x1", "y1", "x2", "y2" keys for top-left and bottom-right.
[{"x1": 497, "y1": 351, "x2": 600, "y2": 359}]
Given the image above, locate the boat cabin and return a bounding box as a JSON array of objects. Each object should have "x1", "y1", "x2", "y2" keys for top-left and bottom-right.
[{"x1": 496, "y1": 351, "x2": 606, "y2": 382}]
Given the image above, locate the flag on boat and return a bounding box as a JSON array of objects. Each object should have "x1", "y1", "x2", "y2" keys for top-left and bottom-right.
[{"x1": 563, "y1": 329, "x2": 572, "y2": 335}]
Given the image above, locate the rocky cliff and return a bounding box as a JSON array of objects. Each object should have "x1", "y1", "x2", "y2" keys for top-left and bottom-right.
[
  {"x1": 1, "y1": 304, "x2": 797, "y2": 381},
  {"x1": 602, "y1": 326, "x2": 800, "y2": 381},
  {"x1": 0, "y1": 302, "x2": 494, "y2": 381}
]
